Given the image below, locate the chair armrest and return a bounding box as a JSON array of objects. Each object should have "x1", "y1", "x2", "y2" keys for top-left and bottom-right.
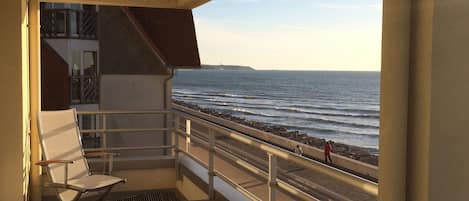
[
  {"x1": 36, "y1": 160, "x2": 73, "y2": 185},
  {"x1": 35, "y1": 160, "x2": 74, "y2": 166}
]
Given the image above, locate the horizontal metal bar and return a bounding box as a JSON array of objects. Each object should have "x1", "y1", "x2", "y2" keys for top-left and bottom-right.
[
  {"x1": 175, "y1": 104, "x2": 378, "y2": 178},
  {"x1": 178, "y1": 148, "x2": 209, "y2": 169},
  {"x1": 87, "y1": 155, "x2": 175, "y2": 163},
  {"x1": 77, "y1": 110, "x2": 172, "y2": 115},
  {"x1": 189, "y1": 127, "x2": 209, "y2": 139},
  {"x1": 81, "y1": 128, "x2": 170, "y2": 134},
  {"x1": 190, "y1": 127, "x2": 268, "y2": 167},
  {"x1": 175, "y1": 129, "x2": 190, "y2": 137},
  {"x1": 215, "y1": 170, "x2": 262, "y2": 201},
  {"x1": 84, "y1": 145, "x2": 174, "y2": 152},
  {"x1": 214, "y1": 140, "x2": 321, "y2": 201},
  {"x1": 183, "y1": 128, "x2": 345, "y2": 201},
  {"x1": 183, "y1": 133, "x2": 322, "y2": 201},
  {"x1": 214, "y1": 143, "x2": 268, "y2": 178},
  {"x1": 187, "y1": 134, "x2": 209, "y2": 148},
  {"x1": 174, "y1": 110, "x2": 379, "y2": 196},
  {"x1": 183, "y1": 131, "x2": 262, "y2": 173},
  {"x1": 277, "y1": 180, "x2": 320, "y2": 201},
  {"x1": 179, "y1": 148, "x2": 261, "y2": 201}
]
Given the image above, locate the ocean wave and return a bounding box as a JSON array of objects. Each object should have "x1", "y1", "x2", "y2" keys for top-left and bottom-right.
[
  {"x1": 216, "y1": 104, "x2": 378, "y2": 128},
  {"x1": 186, "y1": 98, "x2": 379, "y2": 119},
  {"x1": 273, "y1": 107, "x2": 379, "y2": 118},
  {"x1": 275, "y1": 124, "x2": 379, "y2": 138},
  {"x1": 174, "y1": 89, "x2": 379, "y2": 106},
  {"x1": 174, "y1": 92, "x2": 260, "y2": 100},
  {"x1": 172, "y1": 71, "x2": 380, "y2": 149},
  {"x1": 230, "y1": 108, "x2": 278, "y2": 118},
  {"x1": 299, "y1": 117, "x2": 379, "y2": 129},
  {"x1": 175, "y1": 95, "x2": 379, "y2": 116},
  {"x1": 174, "y1": 91, "x2": 380, "y2": 134},
  {"x1": 235, "y1": 110, "x2": 379, "y2": 130},
  {"x1": 216, "y1": 93, "x2": 258, "y2": 99},
  {"x1": 288, "y1": 104, "x2": 378, "y2": 114}
]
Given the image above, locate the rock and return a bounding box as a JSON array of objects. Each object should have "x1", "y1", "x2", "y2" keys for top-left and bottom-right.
[{"x1": 333, "y1": 146, "x2": 347, "y2": 153}]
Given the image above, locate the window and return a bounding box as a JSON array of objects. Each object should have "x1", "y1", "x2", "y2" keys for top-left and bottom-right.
[{"x1": 83, "y1": 51, "x2": 97, "y2": 76}]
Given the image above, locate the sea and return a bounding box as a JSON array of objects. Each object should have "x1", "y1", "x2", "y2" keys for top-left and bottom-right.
[{"x1": 172, "y1": 70, "x2": 380, "y2": 151}]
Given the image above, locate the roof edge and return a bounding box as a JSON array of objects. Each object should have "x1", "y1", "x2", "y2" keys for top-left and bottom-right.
[
  {"x1": 121, "y1": 7, "x2": 168, "y2": 67},
  {"x1": 44, "y1": 0, "x2": 210, "y2": 9}
]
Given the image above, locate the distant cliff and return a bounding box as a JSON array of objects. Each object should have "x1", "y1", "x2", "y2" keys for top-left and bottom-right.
[{"x1": 201, "y1": 64, "x2": 255, "y2": 71}]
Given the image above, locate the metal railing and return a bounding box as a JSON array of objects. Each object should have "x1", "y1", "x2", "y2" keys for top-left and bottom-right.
[
  {"x1": 76, "y1": 110, "x2": 173, "y2": 155},
  {"x1": 71, "y1": 75, "x2": 98, "y2": 104},
  {"x1": 173, "y1": 106, "x2": 379, "y2": 201},
  {"x1": 76, "y1": 108, "x2": 378, "y2": 201},
  {"x1": 41, "y1": 8, "x2": 97, "y2": 39}
]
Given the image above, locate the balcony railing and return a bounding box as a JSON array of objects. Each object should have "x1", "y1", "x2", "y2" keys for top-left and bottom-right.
[
  {"x1": 41, "y1": 8, "x2": 97, "y2": 39},
  {"x1": 76, "y1": 106, "x2": 378, "y2": 201},
  {"x1": 77, "y1": 110, "x2": 173, "y2": 154},
  {"x1": 71, "y1": 75, "x2": 98, "y2": 104}
]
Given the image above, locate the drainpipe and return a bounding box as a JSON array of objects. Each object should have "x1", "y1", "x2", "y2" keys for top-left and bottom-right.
[{"x1": 163, "y1": 66, "x2": 175, "y2": 155}]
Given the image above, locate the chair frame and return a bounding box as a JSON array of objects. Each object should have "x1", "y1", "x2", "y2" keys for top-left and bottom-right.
[{"x1": 36, "y1": 109, "x2": 125, "y2": 201}]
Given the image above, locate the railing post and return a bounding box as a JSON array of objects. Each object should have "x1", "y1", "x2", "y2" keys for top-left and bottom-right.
[
  {"x1": 174, "y1": 115, "x2": 181, "y2": 180},
  {"x1": 185, "y1": 119, "x2": 191, "y2": 152},
  {"x1": 102, "y1": 114, "x2": 107, "y2": 149},
  {"x1": 80, "y1": 75, "x2": 85, "y2": 103},
  {"x1": 66, "y1": 9, "x2": 71, "y2": 38},
  {"x1": 208, "y1": 128, "x2": 215, "y2": 200},
  {"x1": 268, "y1": 153, "x2": 278, "y2": 201},
  {"x1": 102, "y1": 114, "x2": 108, "y2": 173}
]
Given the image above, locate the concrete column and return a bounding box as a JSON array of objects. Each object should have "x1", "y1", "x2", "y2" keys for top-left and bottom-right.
[
  {"x1": 29, "y1": 0, "x2": 42, "y2": 200},
  {"x1": 426, "y1": 1, "x2": 469, "y2": 200},
  {"x1": 381, "y1": 0, "x2": 469, "y2": 200},
  {"x1": 379, "y1": 0, "x2": 412, "y2": 200},
  {"x1": 0, "y1": 0, "x2": 30, "y2": 200}
]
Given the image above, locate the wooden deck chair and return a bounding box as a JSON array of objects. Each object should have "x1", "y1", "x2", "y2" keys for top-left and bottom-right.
[{"x1": 36, "y1": 109, "x2": 125, "y2": 201}]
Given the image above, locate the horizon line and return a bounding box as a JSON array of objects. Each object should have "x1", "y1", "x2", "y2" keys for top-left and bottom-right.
[{"x1": 201, "y1": 64, "x2": 381, "y2": 72}]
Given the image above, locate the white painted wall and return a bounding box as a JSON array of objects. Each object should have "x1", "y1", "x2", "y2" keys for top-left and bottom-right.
[{"x1": 100, "y1": 75, "x2": 172, "y2": 158}]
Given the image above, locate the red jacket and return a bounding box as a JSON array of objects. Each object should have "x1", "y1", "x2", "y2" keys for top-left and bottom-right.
[{"x1": 324, "y1": 143, "x2": 331, "y2": 154}]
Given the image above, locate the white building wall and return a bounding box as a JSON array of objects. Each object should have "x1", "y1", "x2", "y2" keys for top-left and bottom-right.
[{"x1": 100, "y1": 74, "x2": 172, "y2": 158}]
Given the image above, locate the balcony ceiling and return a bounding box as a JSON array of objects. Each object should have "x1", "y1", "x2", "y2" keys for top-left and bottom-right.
[{"x1": 42, "y1": 0, "x2": 210, "y2": 9}]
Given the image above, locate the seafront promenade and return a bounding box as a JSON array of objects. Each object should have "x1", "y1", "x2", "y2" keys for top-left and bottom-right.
[
  {"x1": 174, "y1": 103, "x2": 379, "y2": 181},
  {"x1": 174, "y1": 101, "x2": 379, "y2": 167},
  {"x1": 181, "y1": 135, "x2": 377, "y2": 201},
  {"x1": 174, "y1": 104, "x2": 378, "y2": 201}
]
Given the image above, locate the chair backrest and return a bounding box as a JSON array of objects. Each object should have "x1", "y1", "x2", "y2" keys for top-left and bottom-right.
[{"x1": 38, "y1": 109, "x2": 90, "y2": 187}]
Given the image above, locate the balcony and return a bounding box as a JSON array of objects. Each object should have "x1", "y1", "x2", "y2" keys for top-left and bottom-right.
[
  {"x1": 39, "y1": 104, "x2": 378, "y2": 201},
  {"x1": 41, "y1": 8, "x2": 97, "y2": 40},
  {"x1": 71, "y1": 75, "x2": 99, "y2": 104}
]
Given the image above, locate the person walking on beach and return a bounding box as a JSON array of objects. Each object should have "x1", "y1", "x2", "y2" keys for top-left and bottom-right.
[
  {"x1": 294, "y1": 144, "x2": 304, "y2": 156},
  {"x1": 324, "y1": 141, "x2": 333, "y2": 164}
]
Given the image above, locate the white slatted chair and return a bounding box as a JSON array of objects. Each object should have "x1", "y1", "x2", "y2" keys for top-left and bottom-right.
[{"x1": 36, "y1": 109, "x2": 125, "y2": 201}]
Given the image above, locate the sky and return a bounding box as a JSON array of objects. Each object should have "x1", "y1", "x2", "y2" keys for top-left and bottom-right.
[{"x1": 193, "y1": 0, "x2": 383, "y2": 71}]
